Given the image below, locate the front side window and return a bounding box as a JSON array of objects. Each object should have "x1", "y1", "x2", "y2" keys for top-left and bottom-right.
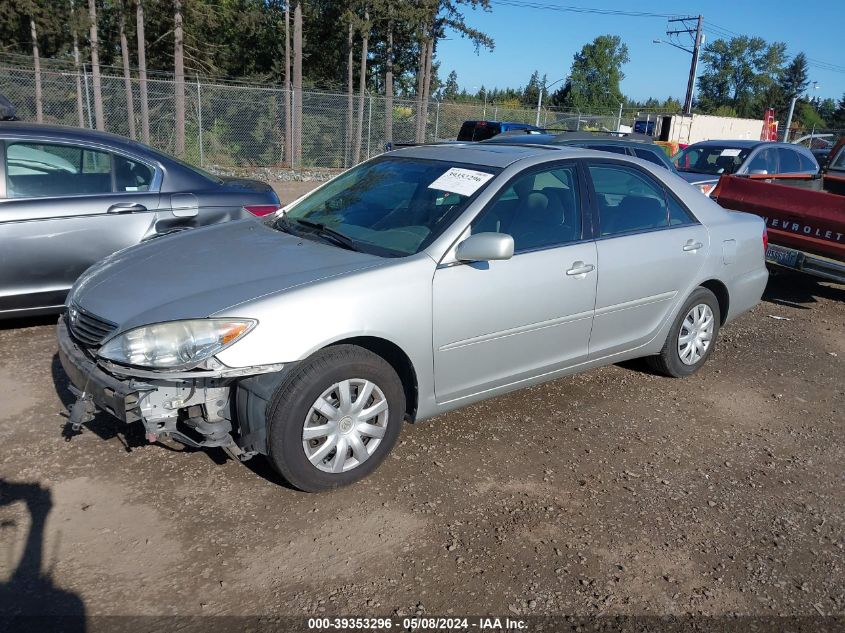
[
  {"x1": 588, "y1": 164, "x2": 673, "y2": 236},
  {"x1": 5, "y1": 142, "x2": 112, "y2": 198},
  {"x1": 278, "y1": 157, "x2": 497, "y2": 256},
  {"x1": 472, "y1": 164, "x2": 582, "y2": 252}
]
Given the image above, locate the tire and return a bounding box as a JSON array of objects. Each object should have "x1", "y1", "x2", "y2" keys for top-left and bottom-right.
[
  {"x1": 647, "y1": 287, "x2": 721, "y2": 378},
  {"x1": 265, "y1": 345, "x2": 405, "y2": 492}
]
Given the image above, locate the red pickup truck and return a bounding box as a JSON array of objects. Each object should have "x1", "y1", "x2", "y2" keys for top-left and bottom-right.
[{"x1": 711, "y1": 164, "x2": 845, "y2": 283}]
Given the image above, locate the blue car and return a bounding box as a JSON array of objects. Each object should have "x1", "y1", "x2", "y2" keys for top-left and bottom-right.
[{"x1": 457, "y1": 120, "x2": 543, "y2": 142}]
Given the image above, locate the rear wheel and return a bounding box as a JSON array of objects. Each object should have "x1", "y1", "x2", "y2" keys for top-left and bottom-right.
[
  {"x1": 648, "y1": 287, "x2": 721, "y2": 378},
  {"x1": 266, "y1": 345, "x2": 405, "y2": 492}
]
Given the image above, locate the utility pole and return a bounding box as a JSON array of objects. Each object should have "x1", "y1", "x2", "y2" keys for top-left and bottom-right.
[{"x1": 665, "y1": 15, "x2": 703, "y2": 115}]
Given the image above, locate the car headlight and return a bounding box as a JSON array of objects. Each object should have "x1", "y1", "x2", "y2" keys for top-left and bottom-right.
[{"x1": 98, "y1": 319, "x2": 256, "y2": 369}]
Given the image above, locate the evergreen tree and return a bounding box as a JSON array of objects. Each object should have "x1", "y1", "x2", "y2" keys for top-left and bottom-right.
[
  {"x1": 443, "y1": 69, "x2": 459, "y2": 99},
  {"x1": 555, "y1": 35, "x2": 628, "y2": 112}
]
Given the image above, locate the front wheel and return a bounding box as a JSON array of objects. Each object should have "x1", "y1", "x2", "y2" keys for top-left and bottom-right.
[
  {"x1": 266, "y1": 345, "x2": 405, "y2": 492},
  {"x1": 648, "y1": 287, "x2": 721, "y2": 378}
]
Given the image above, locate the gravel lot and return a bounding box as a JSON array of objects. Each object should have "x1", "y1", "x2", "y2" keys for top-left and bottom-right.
[{"x1": 0, "y1": 184, "x2": 842, "y2": 625}]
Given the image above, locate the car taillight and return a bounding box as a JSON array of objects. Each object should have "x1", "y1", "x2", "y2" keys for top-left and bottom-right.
[
  {"x1": 762, "y1": 227, "x2": 768, "y2": 251},
  {"x1": 243, "y1": 204, "x2": 281, "y2": 217}
]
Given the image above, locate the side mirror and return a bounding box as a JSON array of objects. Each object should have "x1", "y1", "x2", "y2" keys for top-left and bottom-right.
[
  {"x1": 749, "y1": 169, "x2": 768, "y2": 176},
  {"x1": 455, "y1": 232, "x2": 514, "y2": 262}
]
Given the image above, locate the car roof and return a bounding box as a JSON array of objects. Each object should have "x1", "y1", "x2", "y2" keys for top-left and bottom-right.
[
  {"x1": 484, "y1": 132, "x2": 655, "y2": 146},
  {"x1": 686, "y1": 139, "x2": 766, "y2": 149},
  {"x1": 0, "y1": 121, "x2": 151, "y2": 155},
  {"x1": 389, "y1": 142, "x2": 589, "y2": 168},
  {"x1": 462, "y1": 120, "x2": 538, "y2": 127}
]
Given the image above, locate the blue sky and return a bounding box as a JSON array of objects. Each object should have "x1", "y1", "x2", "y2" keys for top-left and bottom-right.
[{"x1": 436, "y1": 0, "x2": 844, "y2": 105}]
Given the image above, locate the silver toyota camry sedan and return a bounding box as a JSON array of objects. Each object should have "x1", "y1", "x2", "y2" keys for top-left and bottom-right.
[{"x1": 58, "y1": 143, "x2": 768, "y2": 491}]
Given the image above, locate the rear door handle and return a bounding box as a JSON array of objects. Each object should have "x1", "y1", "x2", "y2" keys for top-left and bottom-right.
[
  {"x1": 683, "y1": 240, "x2": 703, "y2": 252},
  {"x1": 107, "y1": 202, "x2": 147, "y2": 214},
  {"x1": 566, "y1": 261, "x2": 595, "y2": 276}
]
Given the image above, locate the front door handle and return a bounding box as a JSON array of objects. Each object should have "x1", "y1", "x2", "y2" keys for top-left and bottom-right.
[
  {"x1": 683, "y1": 240, "x2": 704, "y2": 252},
  {"x1": 566, "y1": 261, "x2": 595, "y2": 277},
  {"x1": 107, "y1": 202, "x2": 147, "y2": 214}
]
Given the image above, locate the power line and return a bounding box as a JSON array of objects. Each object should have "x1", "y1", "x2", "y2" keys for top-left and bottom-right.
[
  {"x1": 489, "y1": 0, "x2": 675, "y2": 19},
  {"x1": 491, "y1": 3, "x2": 845, "y2": 77}
]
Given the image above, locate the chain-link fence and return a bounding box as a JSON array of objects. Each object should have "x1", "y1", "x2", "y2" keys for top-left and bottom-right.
[{"x1": 1, "y1": 60, "x2": 666, "y2": 174}]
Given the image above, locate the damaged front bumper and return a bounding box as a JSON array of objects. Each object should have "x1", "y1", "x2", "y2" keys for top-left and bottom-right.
[{"x1": 57, "y1": 316, "x2": 283, "y2": 459}]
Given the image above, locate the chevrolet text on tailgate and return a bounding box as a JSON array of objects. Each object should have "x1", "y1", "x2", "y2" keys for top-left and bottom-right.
[{"x1": 59, "y1": 144, "x2": 768, "y2": 492}]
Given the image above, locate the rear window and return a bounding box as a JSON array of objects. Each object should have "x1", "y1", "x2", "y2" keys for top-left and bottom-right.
[
  {"x1": 584, "y1": 144, "x2": 629, "y2": 155},
  {"x1": 634, "y1": 147, "x2": 670, "y2": 170},
  {"x1": 472, "y1": 124, "x2": 500, "y2": 142},
  {"x1": 674, "y1": 145, "x2": 751, "y2": 175},
  {"x1": 457, "y1": 122, "x2": 477, "y2": 142},
  {"x1": 457, "y1": 122, "x2": 500, "y2": 142}
]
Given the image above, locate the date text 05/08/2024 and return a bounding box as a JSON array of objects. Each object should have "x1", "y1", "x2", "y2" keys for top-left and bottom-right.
[{"x1": 307, "y1": 617, "x2": 528, "y2": 630}]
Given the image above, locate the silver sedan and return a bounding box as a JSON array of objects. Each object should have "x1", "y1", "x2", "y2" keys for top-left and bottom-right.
[{"x1": 57, "y1": 143, "x2": 768, "y2": 491}]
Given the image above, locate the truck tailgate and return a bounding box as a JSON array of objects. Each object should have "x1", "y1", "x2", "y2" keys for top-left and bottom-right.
[{"x1": 713, "y1": 175, "x2": 844, "y2": 262}]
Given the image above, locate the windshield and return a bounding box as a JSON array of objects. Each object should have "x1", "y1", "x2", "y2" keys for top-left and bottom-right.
[
  {"x1": 673, "y1": 145, "x2": 751, "y2": 175},
  {"x1": 277, "y1": 157, "x2": 498, "y2": 256}
]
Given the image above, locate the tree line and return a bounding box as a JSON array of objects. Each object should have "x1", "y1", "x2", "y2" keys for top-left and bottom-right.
[
  {"x1": 3, "y1": 1, "x2": 844, "y2": 165},
  {"x1": 2, "y1": 0, "x2": 493, "y2": 165},
  {"x1": 443, "y1": 33, "x2": 845, "y2": 133}
]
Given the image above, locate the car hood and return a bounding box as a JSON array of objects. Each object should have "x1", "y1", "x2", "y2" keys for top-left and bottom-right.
[
  {"x1": 676, "y1": 170, "x2": 719, "y2": 185},
  {"x1": 71, "y1": 220, "x2": 385, "y2": 331}
]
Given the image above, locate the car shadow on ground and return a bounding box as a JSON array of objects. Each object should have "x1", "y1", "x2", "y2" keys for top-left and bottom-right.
[
  {"x1": 0, "y1": 314, "x2": 58, "y2": 332},
  {"x1": 0, "y1": 479, "x2": 86, "y2": 631},
  {"x1": 763, "y1": 267, "x2": 845, "y2": 308}
]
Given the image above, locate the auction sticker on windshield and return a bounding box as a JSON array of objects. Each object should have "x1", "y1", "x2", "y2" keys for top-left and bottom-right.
[
  {"x1": 720, "y1": 149, "x2": 742, "y2": 157},
  {"x1": 429, "y1": 167, "x2": 494, "y2": 197}
]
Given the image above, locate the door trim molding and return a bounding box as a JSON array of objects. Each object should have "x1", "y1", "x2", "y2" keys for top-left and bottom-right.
[
  {"x1": 439, "y1": 309, "x2": 594, "y2": 352},
  {"x1": 594, "y1": 290, "x2": 677, "y2": 317}
]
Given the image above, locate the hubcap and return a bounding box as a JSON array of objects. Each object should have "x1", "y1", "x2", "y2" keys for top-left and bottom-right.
[
  {"x1": 302, "y1": 379, "x2": 389, "y2": 474},
  {"x1": 677, "y1": 303, "x2": 714, "y2": 366}
]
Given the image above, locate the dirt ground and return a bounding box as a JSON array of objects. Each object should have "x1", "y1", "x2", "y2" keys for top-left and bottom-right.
[
  {"x1": 0, "y1": 184, "x2": 842, "y2": 624},
  {"x1": 271, "y1": 180, "x2": 326, "y2": 206}
]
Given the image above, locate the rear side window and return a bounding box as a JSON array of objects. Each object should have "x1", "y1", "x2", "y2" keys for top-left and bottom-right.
[
  {"x1": 115, "y1": 155, "x2": 153, "y2": 192},
  {"x1": 668, "y1": 195, "x2": 695, "y2": 225},
  {"x1": 5, "y1": 142, "x2": 112, "y2": 198},
  {"x1": 588, "y1": 164, "x2": 669, "y2": 236},
  {"x1": 776, "y1": 148, "x2": 803, "y2": 173},
  {"x1": 798, "y1": 151, "x2": 819, "y2": 173},
  {"x1": 634, "y1": 147, "x2": 670, "y2": 170}
]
